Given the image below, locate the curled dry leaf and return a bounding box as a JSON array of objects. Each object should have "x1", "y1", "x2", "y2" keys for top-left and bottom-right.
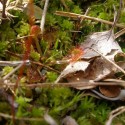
[
  {"x1": 55, "y1": 61, "x2": 90, "y2": 83},
  {"x1": 80, "y1": 30, "x2": 122, "y2": 59},
  {"x1": 55, "y1": 30, "x2": 125, "y2": 100},
  {"x1": 99, "y1": 85, "x2": 121, "y2": 98},
  {"x1": 66, "y1": 71, "x2": 95, "y2": 90},
  {"x1": 86, "y1": 57, "x2": 116, "y2": 81}
]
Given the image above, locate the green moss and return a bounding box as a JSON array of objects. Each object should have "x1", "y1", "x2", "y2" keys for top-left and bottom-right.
[
  {"x1": 46, "y1": 72, "x2": 58, "y2": 82},
  {"x1": 60, "y1": 19, "x2": 74, "y2": 30},
  {"x1": 0, "y1": 1, "x2": 125, "y2": 125},
  {"x1": 14, "y1": 21, "x2": 30, "y2": 37},
  {"x1": 0, "y1": 41, "x2": 9, "y2": 57},
  {"x1": 0, "y1": 102, "x2": 11, "y2": 113},
  {"x1": 2, "y1": 66, "x2": 14, "y2": 76},
  {"x1": 0, "y1": 22, "x2": 16, "y2": 41},
  {"x1": 30, "y1": 51, "x2": 40, "y2": 61}
]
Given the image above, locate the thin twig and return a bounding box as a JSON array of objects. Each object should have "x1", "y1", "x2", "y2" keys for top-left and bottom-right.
[
  {"x1": 110, "y1": 0, "x2": 122, "y2": 31},
  {"x1": 40, "y1": 0, "x2": 49, "y2": 34},
  {"x1": 115, "y1": 28, "x2": 125, "y2": 38},
  {"x1": 3, "y1": 63, "x2": 24, "y2": 80},
  {"x1": 32, "y1": 61, "x2": 60, "y2": 73},
  {"x1": 2, "y1": 0, "x2": 7, "y2": 18},
  {"x1": 80, "y1": 8, "x2": 90, "y2": 24},
  {"x1": 6, "y1": 0, "x2": 10, "y2": 7},
  {"x1": 55, "y1": 11, "x2": 125, "y2": 28},
  {"x1": 15, "y1": 0, "x2": 22, "y2": 6},
  {"x1": 90, "y1": 47, "x2": 125, "y2": 75},
  {"x1": 5, "y1": 50, "x2": 22, "y2": 59},
  {"x1": 106, "y1": 106, "x2": 125, "y2": 125},
  {"x1": 72, "y1": 8, "x2": 90, "y2": 41},
  {"x1": 34, "y1": 37, "x2": 42, "y2": 56},
  {"x1": 0, "y1": 60, "x2": 30, "y2": 66},
  {"x1": 0, "y1": 112, "x2": 43, "y2": 121},
  {"x1": 107, "y1": 0, "x2": 122, "y2": 40},
  {"x1": 1, "y1": 80, "x2": 125, "y2": 89},
  {"x1": 60, "y1": 0, "x2": 69, "y2": 11}
]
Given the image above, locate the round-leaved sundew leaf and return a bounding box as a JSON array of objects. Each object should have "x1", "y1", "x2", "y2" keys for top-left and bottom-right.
[{"x1": 70, "y1": 47, "x2": 83, "y2": 62}]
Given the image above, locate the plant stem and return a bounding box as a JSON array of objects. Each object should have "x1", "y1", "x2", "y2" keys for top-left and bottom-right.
[
  {"x1": 34, "y1": 37, "x2": 42, "y2": 56},
  {"x1": 3, "y1": 63, "x2": 23, "y2": 80},
  {"x1": 91, "y1": 47, "x2": 125, "y2": 75},
  {"x1": 55, "y1": 11, "x2": 125, "y2": 28},
  {"x1": 40, "y1": 0, "x2": 49, "y2": 34},
  {"x1": 2, "y1": 0, "x2": 7, "y2": 18},
  {"x1": 115, "y1": 28, "x2": 125, "y2": 38}
]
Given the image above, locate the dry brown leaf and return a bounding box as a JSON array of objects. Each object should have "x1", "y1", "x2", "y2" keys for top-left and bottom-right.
[
  {"x1": 86, "y1": 57, "x2": 116, "y2": 81},
  {"x1": 80, "y1": 30, "x2": 122, "y2": 59},
  {"x1": 55, "y1": 61, "x2": 90, "y2": 83},
  {"x1": 99, "y1": 85, "x2": 121, "y2": 98}
]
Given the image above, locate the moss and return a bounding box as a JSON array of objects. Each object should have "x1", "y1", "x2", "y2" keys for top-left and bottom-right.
[{"x1": 0, "y1": 0, "x2": 125, "y2": 125}]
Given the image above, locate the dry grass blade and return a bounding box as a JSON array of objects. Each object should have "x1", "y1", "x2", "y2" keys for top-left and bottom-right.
[
  {"x1": 40, "y1": 0, "x2": 49, "y2": 34},
  {"x1": 106, "y1": 106, "x2": 125, "y2": 125},
  {"x1": 61, "y1": 116, "x2": 78, "y2": 125},
  {"x1": 60, "y1": 0, "x2": 69, "y2": 11},
  {"x1": 0, "y1": 112, "x2": 43, "y2": 121},
  {"x1": 1, "y1": 80, "x2": 125, "y2": 89},
  {"x1": 115, "y1": 28, "x2": 125, "y2": 38},
  {"x1": 0, "y1": 60, "x2": 30, "y2": 66},
  {"x1": 55, "y1": 11, "x2": 125, "y2": 28},
  {"x1": 44, "y1": 113, "x2": 58, "y2": 125},
  {"x1": 90, "y1": 47, "x2": 125, "y2": 75},
  {"x1": 2, "y1": 63, "x2": 24, "y2": 80}
]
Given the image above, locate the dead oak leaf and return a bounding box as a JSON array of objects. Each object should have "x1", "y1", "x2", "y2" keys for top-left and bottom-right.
[
  {"x1": 80, "y1": 30, "x2": 122, "y2": 59},
  {"x1": 55, "y1": 61, "x2": 90, "y2": 83}
]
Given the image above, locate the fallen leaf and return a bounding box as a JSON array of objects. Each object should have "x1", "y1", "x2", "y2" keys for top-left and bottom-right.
[
  {"x1": 85, "y1": 57, "x2": 116, "y2": 81},
  {"x1": 55, "y1": 61, "x2": 90, "y2": 83},
  {"x1": 80, "y1": 30, "x2": 122, "y2": 59},
  {"x1": 99, "y1": 85, "x2": 121, "y2": 98}
]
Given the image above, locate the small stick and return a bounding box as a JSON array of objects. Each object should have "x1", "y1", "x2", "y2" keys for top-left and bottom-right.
[
  {"x1": 34, "y1": 37, "x2": 42, "y2": 56},
  {"x1": 110, "y1": 0, "x2": 122, "y2": 31},
  {"x1": 32, "y1": 61, "x2": 60, "y2": 73},
  {"x1": 2, "y1": 0, "x2": 7, "y2": 18},
  {"x1": 108, "y1": 0, "x2": 122, "y2": 40},
  {"x1": 0, "y1": 112, "x2": 43, "y2": 121},
  {"x1": 80, "y1": 8, "x2": 90, "y2": 24},
  {"x1": 2, "y1": 80, "x2": 125, "y2": 89},
  {"x1": 55, "y1": 11, "x2": 125, "y2": 28},
  {"x1": 5, "y1": 50, "x2": 22, "y2": 59},
  {"x1": 40, "y1": 0, "x2": 49, "y2": 34},
  {"x1": 90, "y1": 47, "x2": 125, "y2": 75},
  {"x1": 0, "y1": 60, "x2": 30, "y2": 66},
  {"x1": 60, "y1": 0, "x2": 69, "y2": 11},
  {"x1": 72, "y1": 8, "x2": 90, "y2": 41},
  {"x1": 6, "y1": 0, "x2": 10, "y2": 7},
  {"x1": 3, "y1": 63, "x2": 24, "y2": 80},
  {"x1": 115, "y1": 28, "x2": 125, "y2": 38}
]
